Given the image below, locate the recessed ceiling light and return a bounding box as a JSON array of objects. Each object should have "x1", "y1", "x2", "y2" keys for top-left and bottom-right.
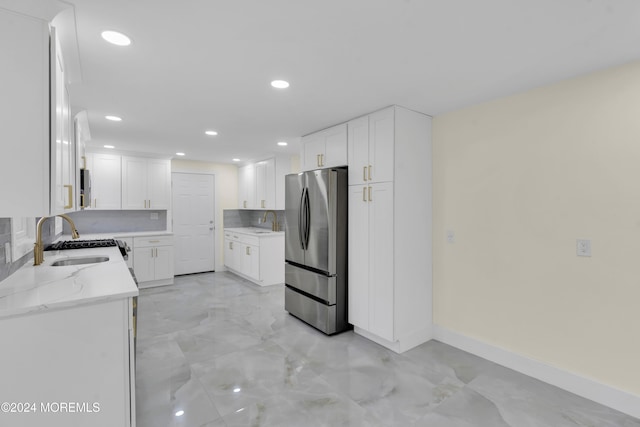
[
  {"x1": 104, "y1": 145, "x2": 115, "y2": 149},
  {"x1": 101, "y1": 30, "x2": 131, "y2": 46},
  {"x1": 176, "y1": 152, "x2": 185, "y2": 156},
  {"x1": 105, "y1": 115, "x2": 122, "y2": 122},
  {"x1": 271, "y1": 80, "x2": 289, "y2": 89},
  {"x1": 232, "y1": 158, "x2": 240, "y2": 162},
  {"x1": 174, "y1": 410, "x2": 184, "y2": 417},
  {"x1": 233, "y1": 387, "x2": 241, "y2": 393},
  {"x1": 205, "y1": 130, "x2": 218, "y2": 136},
  {"x1": 277, "y1": 141, "x2": 288, "y2": 146}
]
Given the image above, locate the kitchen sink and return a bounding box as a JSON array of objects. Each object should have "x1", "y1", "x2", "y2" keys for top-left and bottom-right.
[{"x1": 50, "y1": 256, "x2": 110, "y2": 266}]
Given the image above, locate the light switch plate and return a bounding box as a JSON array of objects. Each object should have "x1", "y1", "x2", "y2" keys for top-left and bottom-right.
[{"x1": 577, "y1": 239, "x2": 591, "y2": 257}]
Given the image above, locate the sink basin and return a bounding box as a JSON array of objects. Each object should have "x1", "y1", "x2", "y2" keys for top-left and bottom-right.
[{"x1": 51, "y1": 256, "x2": 109, "y2": 267}]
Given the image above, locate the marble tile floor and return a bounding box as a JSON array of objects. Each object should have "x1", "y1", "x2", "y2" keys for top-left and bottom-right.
[{"x1": 135, "y1": 272, "x2": 640, "y2": 427}]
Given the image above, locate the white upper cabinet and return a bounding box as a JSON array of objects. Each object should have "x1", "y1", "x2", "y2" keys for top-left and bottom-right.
[
  {"x1": 238, "y1": 164, "x2": 256, "y2": 209},
  {"x1": 301, "y1": 123, "x2": 348, "y2": 171},
  {"x1": 122, "y1": 157, "x2": 171, "y2": 210},
  {"x1": 237, "y1": 156, "x2": 289, "y2": 210},
  {"x1": 85, "y1": 153, "x2": 122, "y2": 210},
  {"x1": 348, "y1": 107, "x2": 394, "y2": 186},
  {"x1": 255, "y1": 158, "x2": 275, "y2": 209},
  {"x1": 0, "y1": 9, "x2": 70, "y2": 217}
]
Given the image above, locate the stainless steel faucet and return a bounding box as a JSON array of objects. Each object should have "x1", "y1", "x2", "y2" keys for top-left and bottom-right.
[
  {"x1": 261, "y1": 210, "x2": 280, "y2": 232},
  {"x1": 33, "y1": 214, "x2": 80, "y2": 266}
]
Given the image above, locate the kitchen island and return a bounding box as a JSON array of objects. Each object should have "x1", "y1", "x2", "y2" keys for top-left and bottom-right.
[{"x1": 0, "y1": 245, "x2": 138, "y2": 427}]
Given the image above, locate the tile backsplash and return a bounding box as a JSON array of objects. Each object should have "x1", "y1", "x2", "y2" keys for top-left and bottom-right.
[
  {"x1": 223, "y1": 209, "x2": 285, "y2": 230},
  {"x1": 63, "y1": 210, "x2": 168, "y2": 234}
]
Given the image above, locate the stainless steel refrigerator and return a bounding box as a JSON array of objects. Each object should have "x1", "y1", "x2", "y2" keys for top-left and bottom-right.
[{"x1": 284, "y1": 167, "x2": 349, "y2": 335}]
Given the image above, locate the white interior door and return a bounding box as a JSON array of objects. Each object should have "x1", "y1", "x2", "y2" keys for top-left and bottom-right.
[{"x1": 172, "y1": 173, "x2": 215, "y2": 275}]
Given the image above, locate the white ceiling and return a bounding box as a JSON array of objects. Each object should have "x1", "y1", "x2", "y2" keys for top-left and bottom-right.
[{"x1": 55, "y1": 0, "x2": 640, "y2": 164}]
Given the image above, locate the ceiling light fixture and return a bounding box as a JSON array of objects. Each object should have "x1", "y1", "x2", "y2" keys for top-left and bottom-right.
[
  {"x1": 232, "y1": 158, "x2": 240, "y2": 162},
  {"x1": 174, "y1": 410, "x2": 184, "y2": 417},
  {"x1": 205, "y1": 130, "x2": 218, "y2": 136},
  {"x1": 277, "y1": 141, "x2": 288, "y2": 146},
  {"x1": 105, "y1": 115, "x2": 122, "y2": 122},
  {"x1": 104, "y1": 145, "x2": 115, "y2": 149},
  {"x1": 101, "y1": 30, "x2": 131, "y2": 46},
  {"x1": 271, "y1": 80, "x2": 290, "y2": 89},
  {"x1": 176, "y1": 152, "x2": 185, "y2": 156}
]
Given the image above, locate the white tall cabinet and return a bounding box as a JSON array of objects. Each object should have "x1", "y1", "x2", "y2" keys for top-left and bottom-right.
[{"x1": 347, "y1": 105, "x2": 433, "y2": 353}]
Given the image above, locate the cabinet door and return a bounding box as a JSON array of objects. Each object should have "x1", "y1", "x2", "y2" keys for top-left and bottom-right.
[
  {"x1": 322, "y1": 123, "x2": 348, "y2": 168},
  {"x1": 50, "y1": 36, "x2": 66, "y2": 214},
  {"x1": 122, "y1": 157, "x2": 147, "y2": 209},
  {"x1": 368, "y1": 182, "x2": 394, "y2": 341},
  {"x1": 301, "y1": 133, "x2": 324, "y2": 171},
  {"x1": 347, "y1": 116, "x2": 369, "y2": 185},
  {"x1": 368, "y1": 108, "x2": 395, "y2": 183},
  {"x1": 0, "y1": 10, "x2": 50, "y2": 216},
  {"x1": 147, "y1": 159, "x2": 171, "y2": 209},
  {"x1": 90, "y1": 153, "x2": 121, "y2": 209},
  {"x1": 242, "y1": 244, "x2": 260, "y2": 280},
  {"x1": 255, "y1": 158, "x2": 275, "y2": 209},
  {"x1": 348, "y1": 185, "x2": 370, "y2": 329},
  {"x1": 154, "y1": 245, "x2": 174, "y2": 280},
  {"x1": 133, "y1": 247, "x2": 155, "y2": 283},
  {"x1": 224, "y1": 238, "x2": 235, "y2": 270},
  {"x1": 238, "y1": 164, "x2": 256, "y2": 209}
]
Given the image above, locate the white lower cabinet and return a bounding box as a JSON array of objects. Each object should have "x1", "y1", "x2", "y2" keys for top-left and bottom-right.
[
  {"x1": 224, "y1": 229, "x2": 284, "y2": 286},
  {"x1": 133, "y1": 235, "x2": 174, "y2": 288},
  {"x1": 0, "y1": 298, "x2": 136, "y2": 427}
]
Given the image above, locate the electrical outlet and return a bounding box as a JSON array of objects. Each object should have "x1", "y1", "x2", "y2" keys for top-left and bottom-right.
[
  {"x1": 446, "y1": 230, "x2": 455, "y2": 244},
  {"x1": 576, "y1": 239, "x2": 591, "y2": 257}
]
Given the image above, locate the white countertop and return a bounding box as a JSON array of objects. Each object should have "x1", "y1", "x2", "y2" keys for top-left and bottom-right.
[
  {"x1": 224, "y1": 227, "x2": 284, "y2": 237},
  {"x1": 60, "y1": 231, "x2": 173, "y2": 240},
  {"x1": 0, "y1": 245, "x2": 138, "y2": 320}
]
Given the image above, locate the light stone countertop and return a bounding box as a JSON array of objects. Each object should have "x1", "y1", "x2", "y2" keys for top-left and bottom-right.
[
  {"x1": 224, "y1": 227, "x2": 285, "y2": 237},
  {"x1": 0, "y1": 245, "x2": 138, "y2": 320}
]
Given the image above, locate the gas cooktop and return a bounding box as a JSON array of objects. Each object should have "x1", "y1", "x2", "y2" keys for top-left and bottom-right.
[{"x1": 45, "y1": 239, "x2": 129, "y2": 259}]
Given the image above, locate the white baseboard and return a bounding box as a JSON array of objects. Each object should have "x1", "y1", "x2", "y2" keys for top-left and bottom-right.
[
  {"x1": 354, "y1": 326, "x2": 432, "y2": 354},
  {"x1": 433, "y1": 325, "x2": 640, "y2": 420}
]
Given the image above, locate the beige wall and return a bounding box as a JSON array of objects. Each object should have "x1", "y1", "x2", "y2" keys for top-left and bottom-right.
[
  {"x1": 433, "y1": 60, "x2": 640, "y2": 395},
  {"x1": 171, "y1": 159, "x2": 238, "y2": 271}
]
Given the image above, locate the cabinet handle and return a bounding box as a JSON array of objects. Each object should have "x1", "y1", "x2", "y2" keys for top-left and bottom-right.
[
  {"x1": 148, "y1": 199, "x2": 151, "y2": 208},
  {"x1": 64, "y1": 185, "x2": 73, "y2": 209},
  {"x1": 368, "y1": 165, "x2": 372, "y2": 181},
  {"x1": 149, "y1": 240, "x2": 160, "y2": 243},
  {"x1": 321, "y1": 154, "x2": 324, "y2": 167},
  {"x1": 243, "y1": 200, "x2": 247, "y2": 208},
  {"x1": 94, "y1": 198, "x2": 97, "y2": 208},
  {"x1": 246, "y1": 246, "x2": 250, "y2": 255},
  {"x1": 368, "y1": 186, "x2": 372, "y2": 202},
  {"x1": 363, "y1": 166, "x2": 367, "y2": 181},
  {"x1": 144, "y1": 200, "x2": 147, "y2": 208},
  {"x1": 261, "y1": 200, "x2": 265, "y2": 208},
  {"x1": 362, "y1": 187, "x2": 367, "y2": 202},
  {"x1": 317, "y1": 154, "x2": 321, "y2": 167}
]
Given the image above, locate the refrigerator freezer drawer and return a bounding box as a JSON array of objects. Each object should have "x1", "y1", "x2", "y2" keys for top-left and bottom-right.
[
  {"x1": 285, "y1": 286, "x2": 338, "y2": 335},
  {"x1": 285, "y1": 263, "x2": 336, "y2": 304}
]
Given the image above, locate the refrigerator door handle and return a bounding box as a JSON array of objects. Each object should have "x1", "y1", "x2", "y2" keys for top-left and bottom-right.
[
  {"x1": 304, "y1": 186, "x2": 311, "y2": 250},
  {"x1": 298, "y1": 188, "x2": 306, "y2": 250}
]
